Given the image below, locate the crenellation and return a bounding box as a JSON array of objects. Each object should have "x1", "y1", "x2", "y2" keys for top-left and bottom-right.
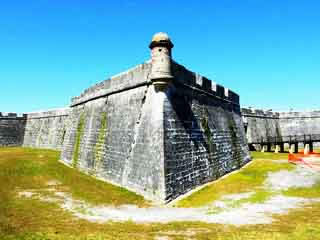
[
  {"x1": 211, "y1": 81, "x2": 217, "y2": 92},
  {"x1": 195, "y1": 73, "x2": 203, "y2": 87},
  {"x1": 171, "y1": 62, "x2": 238, "y2": 107},
  {"x1": 202, "y1": 77, "x2": 212, "y2": 92},
  {"x1": 224, "y1": 88, "x2": 229, "y2": 97},
  {"x1": 216, "y1": 84, "x2": 225, "y2": 98},
  {"x1": 228, "y1": 90, "x2": 239, "y2": 104}
]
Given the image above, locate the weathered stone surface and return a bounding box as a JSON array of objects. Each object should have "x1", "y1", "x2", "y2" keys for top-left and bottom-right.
[
  {"x1": 241, "y1": 108, "x2": 281, "y2": 144},
  {"x1": 58, "y1": 58, "x2": 250, "y2": 203},
  {"x1": 61, "y1": 77, "x2": 167, "y2": 201},
  {"x1": 0, "y1": 33, "x2": 251, "y2": 203},
  {"x1": 278, "y1": 111, "x2": 320, "y2": 136},
  {"x1": 0, "y1": 113, "x2": 26, "y2": 146},
  {"x1": 22, "y1": 108, "x2": 71, "y2": 150},
  {"x1": 242, "y1": 108, "x2": 320, "y2": 147},
  {"x1": 163, "y1": 63, "x2": 250, "y2": 201}
]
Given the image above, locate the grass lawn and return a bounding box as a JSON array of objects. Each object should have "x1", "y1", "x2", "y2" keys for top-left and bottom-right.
[{"x1": 0, "y1": 147, "x2": 320, "y2": 240}]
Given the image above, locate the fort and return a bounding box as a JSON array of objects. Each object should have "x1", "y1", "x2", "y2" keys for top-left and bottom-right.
[
  {"x1": 0, "y1": 33, "x2": 318, "y2": 203},
  {"x1": 242, "y1": 108, "x2": 320, "y2": 152}
]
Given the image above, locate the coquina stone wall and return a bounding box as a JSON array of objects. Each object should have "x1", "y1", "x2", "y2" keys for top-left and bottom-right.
[
  {"x1": 60, "y1": 62, "x2": 170, "y2": 201},
  {"x1": 22, "y1": 108, "x2": 71, "y2": 150},
  {"x1": 242, "y1": 108, "x2": 320, "y2": 147},
  {"x1": 278, "y1": 111, "x2": 320, "y2": 136},
  {"x1": 0, "y1": 113, "x2": 27, "y2": 146},
  {"x1": 1, "y1": 33, "x2": 251, "y2": 203},
  {"x1": 163, "y1": 62, "x2": 250, "y2": 201},
  {"x1": 59, "y1": 59, "x2": 250, "y2": 203},
  {"x1": 241, "y1": 108, "x2": 282, "y2": 144}
]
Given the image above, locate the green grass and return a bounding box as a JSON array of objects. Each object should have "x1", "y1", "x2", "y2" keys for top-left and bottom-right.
[
  {"x1": 247, "y1": 190, "x2": 274, "y2": 203},
  {"x1": 282, "y1": 181, "x2": 320, "y2": 198},
  {"x1": 0, "y1": 147, "x2": 148, "y2": 207},
  {"x1": 250, "y1": 151, "x2": 290, "y2": 160},
  {"x1": 1, "y1": 147, "x2": 320, "y2": 240},
  {"x1": 177, "y1": 152, "x2": 294, "y2": 208}
]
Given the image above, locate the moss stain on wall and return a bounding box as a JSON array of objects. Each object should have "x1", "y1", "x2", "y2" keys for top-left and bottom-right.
[
  {"x1": 228, "y1": 116, "x2": 241, "y2": 168},
  {"x1": 200, "y1": 109, "x2": 215, "y2": 165},
  {"x1": 93, "y1": 112, "x2": 108, "y2": 172},
  {"x1": 72, "y1": 112, "x2": 86, "y2": 168}
]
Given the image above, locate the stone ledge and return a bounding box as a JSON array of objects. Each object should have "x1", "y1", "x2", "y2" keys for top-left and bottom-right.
[{"x1": 25, "y1": 107, "x2": 71, "y2": 119}]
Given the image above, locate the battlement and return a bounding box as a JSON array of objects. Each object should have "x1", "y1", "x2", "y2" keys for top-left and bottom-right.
[{"x1": 172, "y1": 61, "x2": 240, "y2": 105}]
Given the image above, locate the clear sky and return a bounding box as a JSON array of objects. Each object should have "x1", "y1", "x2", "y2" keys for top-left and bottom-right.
[{"x1": 1, "y1": 0, "x2": 319, "y2": 113}]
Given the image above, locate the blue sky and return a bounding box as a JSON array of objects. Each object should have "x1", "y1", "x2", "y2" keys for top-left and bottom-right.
[{"x1": 1, "y1": 0, "x2": 319, "y2": 113}]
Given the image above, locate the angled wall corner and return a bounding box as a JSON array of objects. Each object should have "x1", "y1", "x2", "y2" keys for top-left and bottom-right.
[
  {"x1": 162, "y1": 63, "x2": 250, "y2": 202},
  {"x1": 59, "y1": 62, "x2": 169, "y2": 203}
]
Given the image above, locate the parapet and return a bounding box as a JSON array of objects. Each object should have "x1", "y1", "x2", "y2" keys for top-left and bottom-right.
[
  {"x1": 241, "y1": 108, "x2": 279, "y2": 119},
  {"x1": 25, "y1": 108, "x2": 71, "y2": 119},
  {"x1": 278, "y1": 110, "x2": 320, "y2": 119},
  {"x1": 70, "y1": 62, "x2": 152, "y2": 107},
  {"x1": 241, "y1": 108, "x2": 320, "y2": 119},
  {"x1": 0, "y1": 112, "x2": 27, "y2": 119},
  {"x1": 172, "y1": 61, "x2": 240, "y2": 105}
]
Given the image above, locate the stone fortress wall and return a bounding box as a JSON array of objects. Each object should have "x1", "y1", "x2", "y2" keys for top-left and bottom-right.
[
  {"x1": 0, "y1": 113, "x2": 27, "y2": 146},
  {"x1": 22, "y1": 108, "x2": 71, "y2": 150},
  {"x1": 241, "y1": 108, "x2": 281, "y2": 144},
  {"x1": 278, "y1": 111, "x2": 320, "y2": 137},
  {"x1": 0, "y1": 109, "x2": 70, "y2": 149},
  {"x1": 242, "y1": 108, "x2": 320, "y2": 148},
  {"x1": 58, "y1": 57, "x2": 250, "y2": 203},
  {"x1": 40, "y1": 32, "x2": 250, "y2": 203},
  {"x1": 163, "y1": 62, "x2": 248, "y2": 201}
]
